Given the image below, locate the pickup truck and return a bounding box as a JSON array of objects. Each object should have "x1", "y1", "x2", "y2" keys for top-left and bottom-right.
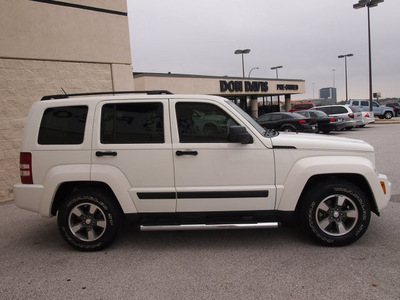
[{"x1": 349, "y1": 100, "x2": 394, "y2": 119}]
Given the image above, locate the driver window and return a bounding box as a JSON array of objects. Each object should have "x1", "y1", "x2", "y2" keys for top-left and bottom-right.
[{"x1": 176, "y1": 102, "x2": 238, "y2": 143}]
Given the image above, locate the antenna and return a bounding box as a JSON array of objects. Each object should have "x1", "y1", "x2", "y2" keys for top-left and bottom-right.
[{"x1": 61, "y1": 87, "x2": 69, "y2": 97}]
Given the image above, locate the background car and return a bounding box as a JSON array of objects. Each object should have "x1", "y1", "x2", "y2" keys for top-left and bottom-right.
[
  {"x1": 349, "y1": 100, "x2": 394, "y2": 119},
  {"x1": 360, "y1": 111, "x2": 375, "y2": 126},
  {"x1": 289, "y1": 102, "x2": 315, "y2": 112},
  {"x1": 310, "y1": 105, "x2": 363, "y2": 130},
  {"x1": 386, "y1": 102, "x2": 400, "y2": 117},
  {"x1": 256, "y1": 112, "x2": 318, "y2": 133},
  {"x1": 296, "y1": 110, "x2": 345, "y2": 133}
]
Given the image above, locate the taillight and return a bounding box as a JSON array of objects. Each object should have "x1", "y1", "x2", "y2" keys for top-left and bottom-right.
[
  {"x1": 365, "y1": 113, "x2": 370, "y2": 118},
  {"x1": 20, "y1": 152, "x2": 33, "y2": 184},
  {"x1": 348, "y1": 113, "x2": 354, "y2": 119},
  {"x1": 330, "y1": 118, "x2": 336, "y2": 123},
  {"x1": 299, "y1": 120, "x2": 306, "y2": 124}
]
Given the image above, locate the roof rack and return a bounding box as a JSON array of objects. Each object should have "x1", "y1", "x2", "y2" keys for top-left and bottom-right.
[{"x1": 41, "y1": 90, "x2": 173, "y2": 101}]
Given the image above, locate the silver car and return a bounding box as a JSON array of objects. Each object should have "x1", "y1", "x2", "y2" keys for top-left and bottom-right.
[{"x1": 310, "y1": 105, "x2": 363, "y2": 130}]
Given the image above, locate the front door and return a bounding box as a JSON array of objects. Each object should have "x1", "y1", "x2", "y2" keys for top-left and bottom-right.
[{"x1": 170, "y1": 99, "x2": 276, "y2": 212}]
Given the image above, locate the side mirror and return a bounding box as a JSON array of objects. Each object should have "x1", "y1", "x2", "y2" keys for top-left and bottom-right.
[{"x1": 228, "y1": 126, "x2": 253, "y2": 144}]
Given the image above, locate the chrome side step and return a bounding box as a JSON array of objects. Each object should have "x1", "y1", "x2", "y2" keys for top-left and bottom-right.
[{"x1": 140, "y1": 222, "x2": 280, "y2": 232}]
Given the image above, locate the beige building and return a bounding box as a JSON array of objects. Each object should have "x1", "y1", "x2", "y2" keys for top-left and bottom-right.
[
  {"x1": 0, "y1": 0, "x2": 134, "y2": 202},
  {"x1": 0, "y1": 1, "x2": 305, "y2": 203}
]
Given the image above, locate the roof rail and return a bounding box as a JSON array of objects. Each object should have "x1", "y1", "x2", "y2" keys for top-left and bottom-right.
[{"x1": 41, "y1": 90, "x2": 173, "y2": 101}]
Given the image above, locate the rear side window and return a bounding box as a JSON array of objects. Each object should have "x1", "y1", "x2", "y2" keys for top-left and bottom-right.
[
  {"x1": 38, "y1": 106, "x2": 88, "y2": 145},
  {"x1": 350, "y1": 106, "x2": 361, "y2": 112},
  {"x1": 101, "y1": 102, "x2": 164, "y2": 144},
  {"x1": 315, "y1": 107, "x2": 330, "y2": 114},
  {"x1": 330, "y1": 106, "x2": 347, "y2": 114}
]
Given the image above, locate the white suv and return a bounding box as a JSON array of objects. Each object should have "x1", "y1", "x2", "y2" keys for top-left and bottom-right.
[{"x1": 14, "y1": 91, "x2": 391, "y2": 251}]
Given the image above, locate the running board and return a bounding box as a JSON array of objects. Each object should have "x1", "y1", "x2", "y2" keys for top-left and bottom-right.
[{"x1": 140, "y1": 222, "x2": 280, "y2": 232}]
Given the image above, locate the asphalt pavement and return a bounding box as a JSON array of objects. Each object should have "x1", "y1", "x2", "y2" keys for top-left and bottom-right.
[{"x1": 1, "y1": 122, "x2": 399, "y2": 300}]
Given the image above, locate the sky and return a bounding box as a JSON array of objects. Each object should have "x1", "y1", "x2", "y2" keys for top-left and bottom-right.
[{"x1": 127, "y1": 0, "x2": 400, "y2": 101}]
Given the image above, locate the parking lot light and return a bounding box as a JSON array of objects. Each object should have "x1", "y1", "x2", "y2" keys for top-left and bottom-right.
[
  {"x1": 271, "y1": 65, "x2": 283, "y2": 79},
  {"x1": 338, "y1": 54, "x2": 354, "y2": 103},
  {"x1": 234, "y1": 49, "x2": 251, "y2": 78},
  {"x1": 353, "y1": 0, "x2": 384, "y2": 111}
]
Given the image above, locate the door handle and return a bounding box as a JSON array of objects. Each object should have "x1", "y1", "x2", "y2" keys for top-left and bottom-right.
[
  {"x1": 96, "y1": 151, "x2": 117, "y2": 157},
  {"x1": 176, "y1": 150, "x2": 198, "y2": 156}
]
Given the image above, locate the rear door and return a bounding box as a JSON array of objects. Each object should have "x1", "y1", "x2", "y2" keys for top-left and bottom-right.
[
  {"x1": 92, "y1": 98, "x2": 176, "y2": 212},
  {"x1": 169, "y1": 98, "x2": 276, "y2": 212}
]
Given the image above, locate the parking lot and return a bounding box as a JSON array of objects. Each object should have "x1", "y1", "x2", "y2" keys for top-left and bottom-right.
[{"x1": 1, "y1": 122, "x2": 399, "y2": 300}]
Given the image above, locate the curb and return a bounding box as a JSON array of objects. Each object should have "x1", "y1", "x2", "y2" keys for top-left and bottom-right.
[{"x1": 374, "y1": 117, "x2": 400, "y2": 124}]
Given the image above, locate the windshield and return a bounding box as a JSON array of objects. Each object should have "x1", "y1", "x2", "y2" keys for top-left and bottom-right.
[{"x1": 225, "y1": 100, "x2": 266, "y2": 135}]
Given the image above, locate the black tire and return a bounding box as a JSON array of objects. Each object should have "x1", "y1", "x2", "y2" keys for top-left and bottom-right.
[
  {"x1": 322, "y1": 130, "x2": 331, "y2": 134},
  {"x1": 57, "y1": 189, "x2": 122, "y2": 251},
  {"x1": 281, "y1": 125, "x2": 296, "y2": 132},
  {"x1": 301, "y1": 180, "x2": 371, "y2": 246},
  {"x1": 384, "y1": 111, "x2": 393, "y2": 119}
]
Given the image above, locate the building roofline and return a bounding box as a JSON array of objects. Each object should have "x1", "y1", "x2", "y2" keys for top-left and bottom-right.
[{"x1": 133, "y1": 72, "x2": 305, "y2": 82}]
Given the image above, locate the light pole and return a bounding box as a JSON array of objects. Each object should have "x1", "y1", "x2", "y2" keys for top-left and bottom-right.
[
  {"x1": 353, "y1": 0, "x2": 384, "y2": 111},
  {"x1": 271, "y1": 66, "x2": 283, "y2": 79},
  {"x1": 338, "y1": 53, "x2": 353, "y2": 102},
  {"x1": 234, "y1": 49, "x2": 251, "y2": 78},
  {"x1": 312, "y1": 83, "x2": 315, "y2": 100},
  {"x1": 248, "y1": 67, "x2": 259, "y2": 78}
]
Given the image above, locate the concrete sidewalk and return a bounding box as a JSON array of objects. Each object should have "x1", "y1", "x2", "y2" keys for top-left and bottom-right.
[{"x1": 374, "y1": 117, "x2": 400, "y2": 124}]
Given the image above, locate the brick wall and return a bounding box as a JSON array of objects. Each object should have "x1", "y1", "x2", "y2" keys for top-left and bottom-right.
[{"x1": 0, "y1": 58, "x2": 114, "y2": 202}]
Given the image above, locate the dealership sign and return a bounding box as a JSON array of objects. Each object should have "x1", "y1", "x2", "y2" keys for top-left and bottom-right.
[
  {"x1": 277, "y1": 84, "x2": 299, "y2": 91},
  {"x1": 220, "y1": 80, "x2": 299, "y2": 93},
  {"x1": 220, "y1": 80, "x2": 269, "y2": 93}
]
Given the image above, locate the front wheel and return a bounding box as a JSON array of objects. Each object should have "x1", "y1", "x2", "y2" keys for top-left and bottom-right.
[
  {"x1": 57, "y1": 189, "x2": 122, "y2": 251},
  {"x1": 301, "y1": 180, "x2": 371, "y2": 246},
  {"x1": 282, "y1": 126, "x2": 296, "y2": 132},
  {"x1": 203, "y1": 124, "x2": 217, "y2": 135}
]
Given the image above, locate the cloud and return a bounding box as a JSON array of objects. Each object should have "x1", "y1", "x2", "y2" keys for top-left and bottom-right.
[{"x1": 128, "y1": 0, "x2": 400, "y2": 100}]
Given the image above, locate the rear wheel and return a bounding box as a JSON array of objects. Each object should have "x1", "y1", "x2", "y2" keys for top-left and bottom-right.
[
  {"x1": 301, "y1": 180, "x2": 371, "y2": 246},
  {"x1": 384, "y1": 111, "x2": 393, "y2": 119},
  {"x1": 57, "y1": 189, "x2": 122, "y2": 251}
]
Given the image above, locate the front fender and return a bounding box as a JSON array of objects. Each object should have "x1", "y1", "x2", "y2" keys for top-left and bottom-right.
[{"x1": 276, "y1": 156, "x2": 383, "y2": 211}]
